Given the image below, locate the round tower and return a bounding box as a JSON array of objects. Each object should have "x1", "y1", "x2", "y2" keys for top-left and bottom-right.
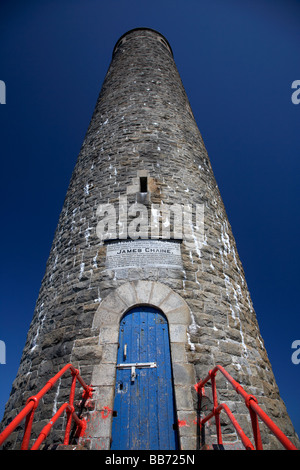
[{"x1": 1, "y1": 28, "x2": 299, "y2": 450}]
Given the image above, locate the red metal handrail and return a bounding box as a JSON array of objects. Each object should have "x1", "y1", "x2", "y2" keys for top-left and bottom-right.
[
  {"x1": 0, "y1": 363, "x2": 93, "y2": 450},
  {"x1": 195, "y1": 365, "x2": 298, "y2": 451}
]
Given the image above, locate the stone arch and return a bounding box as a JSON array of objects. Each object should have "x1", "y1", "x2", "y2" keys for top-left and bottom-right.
[{"x1": 87, "y1": 280, "x2": 197, "y2": 450}]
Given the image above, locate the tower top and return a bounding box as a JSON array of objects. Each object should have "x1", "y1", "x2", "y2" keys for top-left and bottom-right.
[{"x1": 113, "y1": 27, "x2": 173, "y2": 57}]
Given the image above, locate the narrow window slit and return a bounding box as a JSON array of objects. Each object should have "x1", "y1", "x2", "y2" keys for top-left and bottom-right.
[{"x1": 140, "y1": 177, "x2": 148, "y2": 193}]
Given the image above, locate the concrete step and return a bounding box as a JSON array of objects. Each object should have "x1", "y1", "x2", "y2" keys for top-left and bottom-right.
[
  {"x1": 201, "y1": 442, "x2": 246, "y2": 450},
  {"x1": 55, "y1": 444, "x2": 87, "y2": 450}
]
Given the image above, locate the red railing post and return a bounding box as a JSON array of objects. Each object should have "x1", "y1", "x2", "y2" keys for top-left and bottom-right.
[
  {"x1": 210, "y1": 370, "x2": 222, "y2": 446},
  {"x1": 217, "y1": 404, "x2": 255, "y2": 450},
  {"x1": 245, "y1": 395, "x2": 263, "y2": 450},
  {"x1": 20, "y1": 397, "x2": 39, "y2": 450},
  {"x1": 63, "y1": 368, "x2": 78, "y2": 445},
  {"x1": 31, "y1": 403, "x2": 69, "y2": 450},
  {"x1": 0, "y1": 401, "x2": 34, "y2": 448},
  {"x1": 248, "y1": 398, "x2": 298, "y2": 451}
]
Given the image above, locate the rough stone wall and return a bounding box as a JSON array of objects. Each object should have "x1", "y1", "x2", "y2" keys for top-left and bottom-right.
[{"x1": 1, "y1": 28, "x2": 299, "y2": 450}]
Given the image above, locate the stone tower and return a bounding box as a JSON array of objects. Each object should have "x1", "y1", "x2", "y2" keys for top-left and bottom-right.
[{"x1": 1, "y1": 28, "x2": 299, "y2": 451}]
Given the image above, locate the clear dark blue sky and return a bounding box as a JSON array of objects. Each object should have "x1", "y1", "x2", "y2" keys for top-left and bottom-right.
[{"x1": 0, "y1": 0, "x2": 299, "y2": 441}]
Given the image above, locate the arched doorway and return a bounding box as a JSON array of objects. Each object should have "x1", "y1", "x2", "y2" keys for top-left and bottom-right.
[{"x1": 111, "y1": 306, "x2": 179, "y2": 450}]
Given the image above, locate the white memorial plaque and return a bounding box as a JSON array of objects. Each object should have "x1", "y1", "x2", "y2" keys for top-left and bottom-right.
[{"x1": 105, "y1": 240, "x2": 182, "y2": 270}]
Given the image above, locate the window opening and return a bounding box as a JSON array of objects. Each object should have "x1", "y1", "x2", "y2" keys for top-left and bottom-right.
[{"x1": 140, "y1": 177, "x2": 148, "y2": 193}]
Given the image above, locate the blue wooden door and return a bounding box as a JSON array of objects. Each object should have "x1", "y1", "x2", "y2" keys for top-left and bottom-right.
[{"x1": 111, "y1": 306, "x2": 179, "y2": 450}]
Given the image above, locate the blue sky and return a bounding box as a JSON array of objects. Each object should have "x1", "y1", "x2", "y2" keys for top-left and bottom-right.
[{"x1": 0, "y1": 0, "x2": 299, "y2": 442}]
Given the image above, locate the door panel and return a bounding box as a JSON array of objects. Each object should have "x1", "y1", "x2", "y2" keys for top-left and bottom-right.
[{"x1": 111, "y1": 306, "x2": 178, "y2": 450}]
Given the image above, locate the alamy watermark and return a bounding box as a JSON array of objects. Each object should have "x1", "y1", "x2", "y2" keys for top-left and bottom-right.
[
  {"x1": 96, "y1": 195, "x2": 205, "y2": 253},
  {"x1": 0, "y1": 340, "x2": 6, "y2": 364},
  {"x1": 291, "y1": 80, "x2": 300, "y2": 105},
  {"x1": 0, "y1": 80, "x2": 6, "y2": 104},
  {"x1": 291, "y1": 340, "x2": 300, "y2": 365}
]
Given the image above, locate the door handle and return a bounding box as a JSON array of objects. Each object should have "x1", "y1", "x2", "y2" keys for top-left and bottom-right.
[
  {"x1": 116, "y1": 362, "x2": 157, "y2": 384},
  {"x1": 124, "y1": 344, "x2": 127, "y2": 360},
  {"x1": 131, "y1": 366, "x2": 136, "y2": 383}
]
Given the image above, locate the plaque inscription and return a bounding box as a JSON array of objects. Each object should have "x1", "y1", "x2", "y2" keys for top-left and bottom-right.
[{"x1": 105, "y1": 240, "x2": 182, "y2": 270}]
